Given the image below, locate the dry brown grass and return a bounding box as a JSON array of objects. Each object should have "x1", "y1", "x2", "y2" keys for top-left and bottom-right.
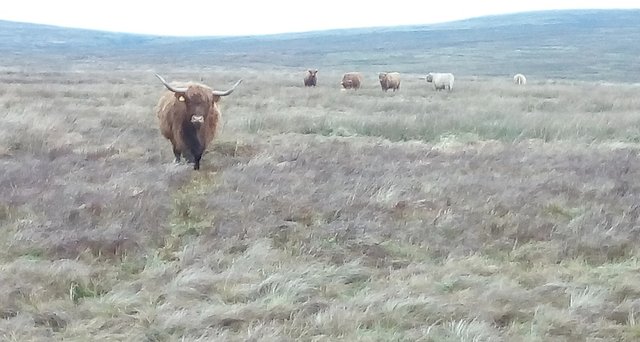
[{"x1": 2, "y1": 67, "x2": 640, "y2": 341}]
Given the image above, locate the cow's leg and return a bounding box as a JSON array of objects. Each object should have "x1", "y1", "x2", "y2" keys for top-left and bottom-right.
[
  {"x1": 194, "y1": 154, "x2": 201, "y2": 170},
  {"x1": 173, "y1": 147, "x2": 181, "y2": 163},
  {"x1": 189, "y1": 144, "x2": 204, "y2": 170},
  {"x1": 170, "y1": 139, "x2": 181, "y2": 163},
  {"x1": 192, "y1": 148, "x2": 204, "y2": 170}
]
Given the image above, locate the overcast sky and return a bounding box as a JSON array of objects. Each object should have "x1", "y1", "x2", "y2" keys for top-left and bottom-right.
[{"x1": 3, "y1": 0, "x2": 640, "y2": 36}]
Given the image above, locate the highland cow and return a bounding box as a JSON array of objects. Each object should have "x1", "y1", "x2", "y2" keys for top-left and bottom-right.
[
  {"x1": 341, "y1": 72, "x2": 363, "y2": 90},
  {"x1": 379, "y1": 72, "x2": 401, "y2": 92},
  {"x1": 513, "y1": 73, "x2": 527, "y2": 85},
  {"x1": 154, "y1": 74, "x2": 242, "y2": 170},
  {"x1": 304, "y1": 69, "x2": 318, "y2": 87},
  {"x1": 426, "y1": 72, "x2": 455, "y2": 91}
]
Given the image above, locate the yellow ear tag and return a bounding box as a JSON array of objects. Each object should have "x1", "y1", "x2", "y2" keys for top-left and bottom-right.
[{"x1": 178, "y1": 96, "x2": 185, "y2": 102}]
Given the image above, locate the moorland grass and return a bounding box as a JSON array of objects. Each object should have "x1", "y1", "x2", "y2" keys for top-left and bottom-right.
[{"x1": 1, "y1": 68, "x2": 640, "y2": 341}]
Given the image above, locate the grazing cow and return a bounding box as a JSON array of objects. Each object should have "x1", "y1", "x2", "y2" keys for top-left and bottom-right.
[
  {"x1": 378, "y1": 72, "x2": 401, "y2": 92},
  {"x1": 341, "y1": 72, "x2": 363, "y2": 90},
  {"x1": 304, "y1": 69, "x2": 318, "y2": 87},
  {"x1": 513, "y1": 73, "x2": 527, "y2": 85},
  {"x1": 426, "y1": 72, "x2": 455, "y2": 91},
  {"x1": 154, "y1": 74, "x2": 242, "y2": 170}
]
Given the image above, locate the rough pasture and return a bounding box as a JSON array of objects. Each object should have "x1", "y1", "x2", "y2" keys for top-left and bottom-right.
[{"x1": 2, "y1": 68, "x2": 640, "y2": 341}]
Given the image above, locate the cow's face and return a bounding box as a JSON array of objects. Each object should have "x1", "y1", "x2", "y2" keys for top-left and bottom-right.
[
  {"x1": 379, "y1": 73, "x2": 387, "y2": 81},
  {"x1": 177, "y1": 86, "x2": 215, "y2": 125},
  {"x1": 426, "y1": 73, "x2": 433, "y2": 82},
  {"x1": 155, "y1": 74, "x2": 241, "y2": 125}
]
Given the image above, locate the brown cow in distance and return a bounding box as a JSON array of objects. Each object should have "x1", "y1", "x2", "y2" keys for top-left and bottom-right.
[
  {"x1": 379, "y1": 72, "x2": 401, "y2": 92},
  {"x1": 154, "y1": 74, "x2": 242, "y2": 170},
  {"x1": 304, "y1": 69, "x2": 318, "y2": 86},
  {"x1": 341, "y1": 72, "x2": 363, "y2": 90}
]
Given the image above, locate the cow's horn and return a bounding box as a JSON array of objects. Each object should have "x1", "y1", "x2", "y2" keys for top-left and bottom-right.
[
  {"x1": 155, "y1": 73, "x2": 188, "y2": 93},
  {"x1": 212, "y1": 79, "x2": 243, "y2": 96}
]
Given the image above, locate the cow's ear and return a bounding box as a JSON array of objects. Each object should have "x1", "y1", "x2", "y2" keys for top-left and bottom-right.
[
  {"x1": 212, "y1": 95, "x2": 221, "y2": 103},
  {"x1": 174, "y1": 92, "x2": 186, "y2": 102}
]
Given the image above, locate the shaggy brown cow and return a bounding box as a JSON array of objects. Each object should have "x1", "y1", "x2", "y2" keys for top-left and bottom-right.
[
  {"x1": 154, "y1": 74, "x2": 242, "y2": 170},
  {"x1": 378, "y1": 72, "x2": 401, "y2": 92},
  {"x1": 304, "y1": 69, "x2": 318, "y2": 87},
  {"x1": 341, "y1": 72, "x2": 363, "y2": 90}
]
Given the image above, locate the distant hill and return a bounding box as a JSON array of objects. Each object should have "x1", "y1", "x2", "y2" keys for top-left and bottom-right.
[{"x1": 1, "y1": 9, "x2": 639, "y2": 82}]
